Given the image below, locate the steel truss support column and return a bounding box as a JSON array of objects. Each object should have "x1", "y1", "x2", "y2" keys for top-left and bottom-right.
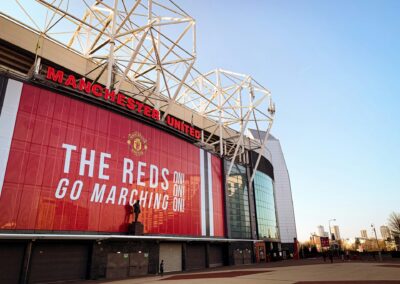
[
  {"x1": 106, "y1": 0, "x2": 118, "y2": 89},
  {"x1": 248, "y1": 118, "x2": 274, "y2": 185}
]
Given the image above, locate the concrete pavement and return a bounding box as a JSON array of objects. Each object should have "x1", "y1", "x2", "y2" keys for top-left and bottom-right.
[{"x1": 87, "y1": 261, "x2": 400, "y2": 284}]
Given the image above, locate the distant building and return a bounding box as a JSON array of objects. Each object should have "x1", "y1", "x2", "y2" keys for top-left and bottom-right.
[
  {"x1": 317, "y1": 225, "x2": 326, "y2": 237},
  {"x1": 332, "y1": 225, "x2": 341, "y2": 240},
  {"x1": 310, "y1": 234, "x2": 329, "y2": 252},
  {"x1": 361, "y1": 230, "x2": 368, "y2": 239},
  {"x1": 380, "y1": 226, "x2": 391, "y2": 240}
]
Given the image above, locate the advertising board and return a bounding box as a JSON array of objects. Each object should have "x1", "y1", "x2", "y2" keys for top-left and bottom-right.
[{"x1": 0, "y1": 83, "x2": 224, "y2": 236}]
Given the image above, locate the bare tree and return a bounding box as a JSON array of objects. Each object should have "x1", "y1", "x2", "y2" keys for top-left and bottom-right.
[{"x1": 388, "y1": 212, "x2": 400, "y2": 236}]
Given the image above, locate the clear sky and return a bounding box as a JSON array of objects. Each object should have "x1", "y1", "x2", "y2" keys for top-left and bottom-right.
[
  {"x1": 2, "y1": 0, "x2": 399, "y2": 241},
  {"x1": 183, "y1": 0, "x2": 400, "y2": 241}
]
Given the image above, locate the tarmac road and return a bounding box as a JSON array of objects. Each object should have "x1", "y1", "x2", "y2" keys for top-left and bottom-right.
[{"x1": 79, "y1": 259, "x2": 400, "y2": 284}]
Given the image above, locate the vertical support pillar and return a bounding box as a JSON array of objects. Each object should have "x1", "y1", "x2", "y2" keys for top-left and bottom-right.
[
  {"x1": 205, "y1": 243, "x2": 210, "y2": 268},
  {"x1": 88, "y1": 241, "x2": 98, "y2": 280},
  {"x1": 248, "y1": 183, "x2": 258, "y2": 240},
  {"x1": 181, "y1": 243, "x2": 187, "y2": 271},
  {"x1": 223, "y1": 160, "x2": 231, "y2": 239},
  {"x1": 247, "y1": 156, "x2": 258, "y2": 240},
  {"x1": 20, "y1": 240, "x2": 33, "y2": 284}
]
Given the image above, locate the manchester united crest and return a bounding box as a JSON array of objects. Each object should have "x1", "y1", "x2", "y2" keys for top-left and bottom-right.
[{"x1": 127, "y1": 131, "x2": 148, "y2": 156}]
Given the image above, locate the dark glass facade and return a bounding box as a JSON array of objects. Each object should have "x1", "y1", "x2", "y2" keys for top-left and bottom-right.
[
  {"x1": 254, "y1": 171, "x2": 278, "y2": 240},
  {"x1": 225, "y1": 162, "x2": 251, "y2": 239}
]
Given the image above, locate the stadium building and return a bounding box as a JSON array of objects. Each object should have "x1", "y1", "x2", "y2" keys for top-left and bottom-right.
[
  {"x1": 247, "y1": 130, "x2": 298, "y2": 258},
  {"x1": 0, "y1": 1, "x2": 297, "y2": 283}
]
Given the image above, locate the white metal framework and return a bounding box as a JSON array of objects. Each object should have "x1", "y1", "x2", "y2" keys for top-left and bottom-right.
[
  {"x1": 179, "y1": 68, "x2": 275, "y2": 182},
  {"x1": 1, "y1": 0, "x2": 276, "y2": 183}
]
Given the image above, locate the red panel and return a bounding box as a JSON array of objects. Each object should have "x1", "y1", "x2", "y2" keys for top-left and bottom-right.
[
  {"x1": 211, "y1": 155, "x2": 225, "y2": 237},
  {"x1": 0, "y1": 84, "x2": 226, "y2": 236}
]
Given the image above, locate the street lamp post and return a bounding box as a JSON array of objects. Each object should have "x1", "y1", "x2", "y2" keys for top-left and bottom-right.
[{"x1": 371, "y1": 224, "x2": 383, "y2": 261}]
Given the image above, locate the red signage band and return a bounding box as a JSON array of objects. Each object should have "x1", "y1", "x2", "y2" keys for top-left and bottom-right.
[
  {"x1": 165, "y1": 116, "x2": 201, "y2": 140},
  {"x1": 45, "y1": 66, "x2": 201, "y2": 140}
]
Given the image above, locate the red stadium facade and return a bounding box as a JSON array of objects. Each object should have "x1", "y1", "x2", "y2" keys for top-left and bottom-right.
[
  {"x1": 0, "y1": 76, "x2": 242, "y2": 282},
  {"x1": 0, "y1": 83, "x2": 225, "y2": 237}
]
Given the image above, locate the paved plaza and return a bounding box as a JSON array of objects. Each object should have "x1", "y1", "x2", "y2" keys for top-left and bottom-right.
[{"x1": 95, "y1": 261, "x2": 400, "y2": 284}]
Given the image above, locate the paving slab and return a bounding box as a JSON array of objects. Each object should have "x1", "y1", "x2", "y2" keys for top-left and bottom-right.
[{"x1": 77, "y1": 260, "x2": 400, "y2": 284}]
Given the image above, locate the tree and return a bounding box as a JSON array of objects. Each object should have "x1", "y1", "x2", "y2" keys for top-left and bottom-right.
[{"x1": 388, "y1": 212, "x2": 400, "y2": 237}]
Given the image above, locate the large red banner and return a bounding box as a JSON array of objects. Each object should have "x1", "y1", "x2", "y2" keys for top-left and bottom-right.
[{"x1": 0, "y1": 84, "x2": 224, "y2": 236}]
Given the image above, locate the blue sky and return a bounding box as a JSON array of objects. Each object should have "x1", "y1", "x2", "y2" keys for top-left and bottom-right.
[{"x1": 184, "y1": 0, "x2": 400, "y2": 240}]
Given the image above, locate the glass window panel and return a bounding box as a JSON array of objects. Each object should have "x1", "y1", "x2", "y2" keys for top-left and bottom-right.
[
  {"x1": 254, "y1": 171, "x2": 279, "y2": 239},
  {"x1": 225, "y1": 161, "x2": 251, "y2": 239}
]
